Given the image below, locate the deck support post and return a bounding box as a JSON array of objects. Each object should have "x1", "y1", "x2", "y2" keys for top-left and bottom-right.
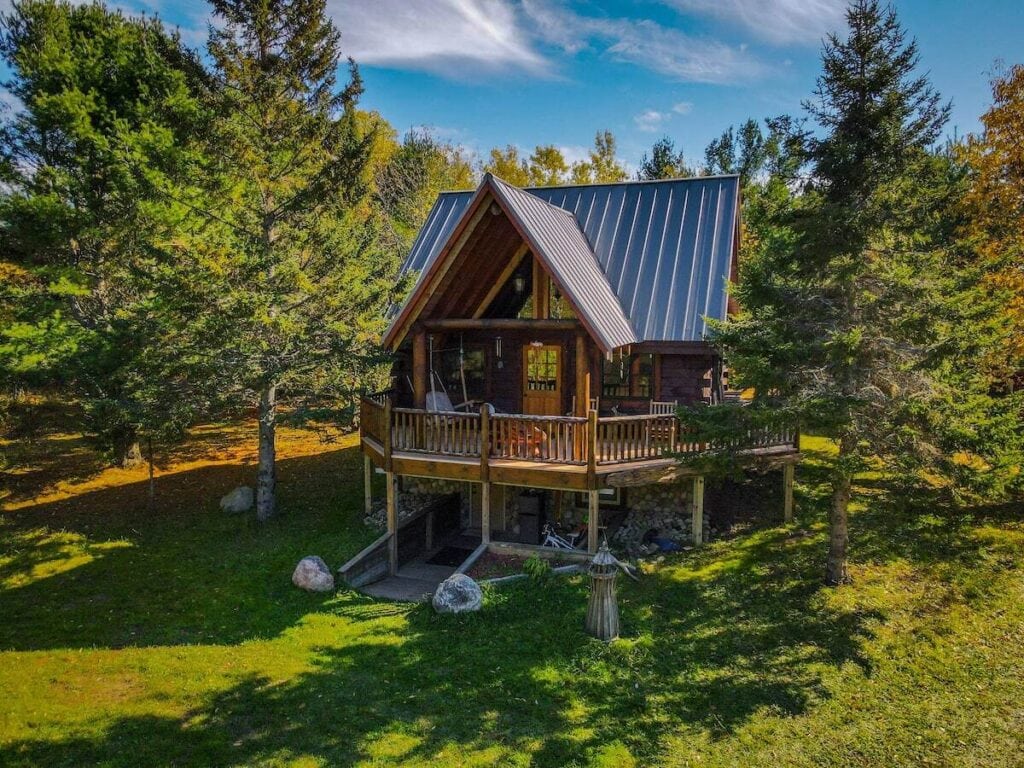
[
  {"x1": 691, "y1": 475, "x2": 705, "y2": 546},
  {"x1": 587, "y1": 489, "x2": 599, "y2": 553},
  {"x1": 481, "y1": 482, "x2": 492, "y2": 545},
  {"x1": 385, "y1": 472, "x2": 398, "y2": 575},
  {"x1": 783, "y1": 463, "x2": 795, "y2": 523},
  {"x1": 363, "y1": 455, "x2": 372, "y2": 518}
]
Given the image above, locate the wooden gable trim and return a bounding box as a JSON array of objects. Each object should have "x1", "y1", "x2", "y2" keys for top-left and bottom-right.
[
  {"x1": 383, "y1": 188, "x2": 494, "y2": 350},
  {"x1": 385, "y1": 175, "x2": 624, "y2": 355}
]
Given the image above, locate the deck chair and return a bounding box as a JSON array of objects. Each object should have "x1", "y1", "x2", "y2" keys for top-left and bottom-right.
[{"x1": 649, "y1": 400, "x2": 678, "y2": 415}]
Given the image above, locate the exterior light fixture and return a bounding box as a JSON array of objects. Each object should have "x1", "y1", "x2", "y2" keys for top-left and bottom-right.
[{"x1": 514, "y1": 275, "x2": 526, "y2": 294}]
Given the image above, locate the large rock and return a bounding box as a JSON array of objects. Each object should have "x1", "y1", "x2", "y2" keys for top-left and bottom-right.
[
  {"x1": 432, "y1": 573, "x2": 482, "y2": 614},
  {"x1": 220, "y1": 486, "x2": 254, "y2": 514},
  {"x1": 292, "y1": 556, "x2": 335, "y2": 592}
]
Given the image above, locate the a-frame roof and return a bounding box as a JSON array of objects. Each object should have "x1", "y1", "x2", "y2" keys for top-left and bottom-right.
[
  {"x1": 383, "y1": 173, "x2": 636, "y2": 352},
  {"x1": 385, "y1": 173, "x2": 741, "y2": 351}
]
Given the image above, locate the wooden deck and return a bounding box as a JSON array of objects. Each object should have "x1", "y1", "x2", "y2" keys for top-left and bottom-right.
[{"x1": 360, "y1": 393, "x2": 799, "y2": 491}]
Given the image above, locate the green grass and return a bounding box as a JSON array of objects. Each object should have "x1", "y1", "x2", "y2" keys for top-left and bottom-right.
[{"x1": 2, "y1": 431, "x2": 1023, "y2": 767}]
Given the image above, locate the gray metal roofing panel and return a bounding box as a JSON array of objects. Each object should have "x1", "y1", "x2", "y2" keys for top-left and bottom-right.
[
  {"x1": 488, "y1": 176, "x2": 637, "y2": 351},
  {"x1": 398, "y1": 175, "x2": 739, "y2": 345}
]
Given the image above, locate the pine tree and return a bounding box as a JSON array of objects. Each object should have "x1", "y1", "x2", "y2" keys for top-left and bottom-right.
[
  {"x1": 702, "y1": 0, "x2": 981, "y2": 584},
  {"x1": 171, "y1": 0, "x2": 397, "y2": 520},
  {"x1": 0, "y1": 0, "x2": 206, "y2": 465},
  {"x1": 637, "y1": 136, "x2": 695, "y2": 180}
]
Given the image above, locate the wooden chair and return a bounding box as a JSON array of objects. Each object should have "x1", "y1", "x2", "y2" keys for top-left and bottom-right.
[{"x1": 649, "y1": 400, "x2": 678, "y2": 415}]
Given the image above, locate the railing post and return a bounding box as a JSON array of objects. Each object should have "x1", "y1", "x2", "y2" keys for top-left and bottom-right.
[
  {"x1": 587, "y1": 409, "x2": 598, "y2": 489},
  {"x1": 479, "y1": 404, "x2": 490, "y2": 484},
  {"x1": 383, "y1": 396, "x2": 393, "y2": 472}
]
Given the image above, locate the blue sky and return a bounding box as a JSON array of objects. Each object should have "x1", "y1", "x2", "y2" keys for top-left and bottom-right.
[{"x1": 3, "y1": 0, "x2": 1022, "y2": 169}]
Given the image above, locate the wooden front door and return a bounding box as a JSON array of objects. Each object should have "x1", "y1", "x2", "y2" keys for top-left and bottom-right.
[{"x1": 523, "y1": 345, "x2": 562, "y2": 415}]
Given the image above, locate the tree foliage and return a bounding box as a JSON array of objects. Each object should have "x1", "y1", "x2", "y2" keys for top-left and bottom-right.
[
  {"x1": 0, "y1": 0, "x2": 207, "y2": 464},
  {"x1": 165, "y1": 0, "x2": 399, "y2": 519},
  {"x1": 690, "y1": 0, "x2": 1020, "y2": 585},
  {"x1": 959, "y1": 64, "x2": 1024, "y2": 382},
  {"x1": 637, "y1": 136, "x2": 696, "y2": 180}
]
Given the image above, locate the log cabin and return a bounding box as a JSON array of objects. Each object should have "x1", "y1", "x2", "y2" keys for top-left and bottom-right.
[{"x1": 352, "y1": 173, "x2": 799, "y2": 591}]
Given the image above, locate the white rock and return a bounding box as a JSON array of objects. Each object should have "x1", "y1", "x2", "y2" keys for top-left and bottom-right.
[
  {"x1": 220, "y1": 486, "x2": 254, "y2": 513},
  {"x1": 292, "y1": 556, "x2": 335, "y2": 592},
  {"x1": 432, "y1": 573, "x2": 482, "y2": 614}
]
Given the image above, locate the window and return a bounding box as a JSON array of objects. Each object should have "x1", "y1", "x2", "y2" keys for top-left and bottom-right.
[
  {"x1": 525, "y1": 346, "x2": 559, "y2": 392},
  {"x1": 547, "y1": 278, "x2": 576, "y2": 319},
  {"x1": 602, "y1": 353, "x2": 654, "y2": 398}
]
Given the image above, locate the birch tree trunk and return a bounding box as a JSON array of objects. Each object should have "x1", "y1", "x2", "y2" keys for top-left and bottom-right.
[{"x1": 256, "y1": 384, "x2": 277, "y2": 521}]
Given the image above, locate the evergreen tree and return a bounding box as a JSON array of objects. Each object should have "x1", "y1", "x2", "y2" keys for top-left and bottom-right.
[
  {"x1": 172, "y1": 0, "x2": 397, "y2": 520},
  {"x1": 0, "y1": 0, "x2": 206, "y2": 465},
  {"x1": 637, "y1": 136, "x2": 695, "y2": 180},
  {"x1": 703, "y1": 119, "x2": 768, "y2": 186},
  {"x1": 698, "y1": 0, "x2": 994, "y2": 584}
]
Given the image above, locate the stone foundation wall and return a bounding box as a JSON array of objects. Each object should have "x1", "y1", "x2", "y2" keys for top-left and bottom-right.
[
  {"x1": 364, "y1": 477, "x2": 471, "y2": 531},
  {"x1": 611, "y1": 482, "x2": 709, "y2": 554}
]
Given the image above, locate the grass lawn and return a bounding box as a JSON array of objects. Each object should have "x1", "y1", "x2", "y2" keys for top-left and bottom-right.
[{"x1": 2, "y1": 416, "x2": 1023, "y2": 766}]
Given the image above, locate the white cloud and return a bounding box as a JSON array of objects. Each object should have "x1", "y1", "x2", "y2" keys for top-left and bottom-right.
[
  {"x1": 661, "y1": 0, "x2": 846, "y2": 45},
  {"x1": 328, "y1": 0, "x2": 767, "y2": 85},
  {"x1": 329, "y1": 0, "x2": 548, "y2": 77},
  {"x1": 634, "y1": 109, "x2": 670, "y2": 132},
  {"x1": 523, "y1": 2, "x2": 765, "y2": 84},
  {"x1": 634, "y1": 100, "x2": 695, "y2": 132}
]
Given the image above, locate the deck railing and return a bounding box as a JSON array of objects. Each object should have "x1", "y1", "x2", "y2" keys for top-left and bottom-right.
[
  {"x1": 392, "y1": 407, "x2": 483, "y2": 457},
  {"x1": 360, "y1": 395, "x2": 797, "y2": 469},
  {"x1": 490, "y1": 413, "x2": 588, "y2": 464}
]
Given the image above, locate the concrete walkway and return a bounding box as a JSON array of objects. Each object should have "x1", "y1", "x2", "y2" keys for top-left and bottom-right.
[{"x1": 359, "y1": 561, "x2": 456, "y2": 603}]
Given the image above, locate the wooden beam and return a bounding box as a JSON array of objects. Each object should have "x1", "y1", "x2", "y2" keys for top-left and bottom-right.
[
  {"x1": 412, "y1": 330, "x2": 427, "y2": 409},
  {"x1": 421, "y1": 318, "x2": 579, "y2": 332},
  {"x1": 783, "y1": 463, "x2": 795, "y2": 523},
  {"x1": 481, "y1": 481, "x2": 492, "y2": 544},
  {"x1": 385, "y1": 472, "x2": 398, "y2": 574},
  {"x1": 588, "y1": 489, "x2": 599, "y2": 553},
  {"x1": 472, "y1": 242, "x2": 530, "y2": 319},
  {"x1": 363, "y1": 454, "x2": 373, "y2": 518},
  {"x1": 691, "y1": 475, "x2": 705, "y2": 546},
  {"x1": 575, "y1": 332, "x2": 590, "y2": 417},
  {"x1": 532, "y1": 257, "x2": 549, "y2": 319}
]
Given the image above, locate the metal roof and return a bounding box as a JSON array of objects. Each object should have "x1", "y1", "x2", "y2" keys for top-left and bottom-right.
[
  {"x1": 488, "y1": 176, "x2": 636, "y2": 350},
  {"x1": 400, "y1": 174, "x2": 740, "y2": 345}
]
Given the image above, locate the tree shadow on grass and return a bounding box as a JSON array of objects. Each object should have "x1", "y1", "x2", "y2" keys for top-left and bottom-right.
[
  {"x1": 0, "y1": 525, "x2": 885, "y2": 767},
  {"x1": 3, "y1": 436, "x2": 1015, "y2": 765},
  {"x1": 0, "y1": 444, "x2": 382, "y2": 650}
]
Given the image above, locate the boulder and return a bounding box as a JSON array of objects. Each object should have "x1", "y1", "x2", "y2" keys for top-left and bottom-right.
[
  {"x1": 220, "y1": 486, "x2": 254, "y2": 514},
  {"x1": 432, "y1": 573, "x2": 482, "y2": 614},
  {"x1": 292, "y1": 556, "x2": 335, "y2": 592}
]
